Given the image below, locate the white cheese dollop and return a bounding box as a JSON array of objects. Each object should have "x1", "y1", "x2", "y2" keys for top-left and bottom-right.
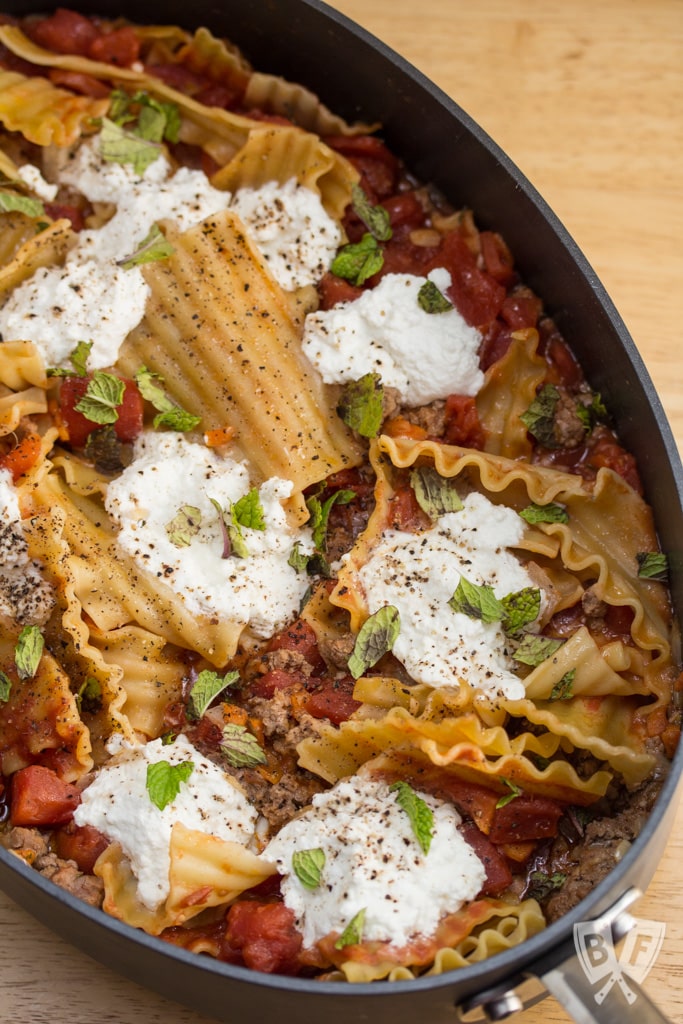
[
  {"x1": 264, "y1": 774, "x2": 485, "y2": 949},
  {"x1": 356, "y1": 491, "x2": 541, "y2": 700},
  {"x1": 16, "y1": 164, "x2": 58, "y2": 202},
  {"x1": 104, "y1": 431, "x2": 314, "y2": 638},
  {"x1": 230, "y1": 178, "x2": 342, "y2": 291},
  {"x1": 301, "y1": 268, "x2": 484, "y2": 406},
  {"x1": 74, "y1": 733, "x2": 258, "y2": 910},
  {"x1": 0, "y1": 469, "x2": 54, "y2": 625}
]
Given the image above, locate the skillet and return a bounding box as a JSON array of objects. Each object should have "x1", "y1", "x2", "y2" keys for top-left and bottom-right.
[{"x1": 0, "y1": 2, "x2": 681, "y2": 1022}]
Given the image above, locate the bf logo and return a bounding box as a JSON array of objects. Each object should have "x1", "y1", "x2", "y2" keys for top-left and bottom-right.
[{"x1": 574, "y1": 919, "x2": 666, "y2": 1004}]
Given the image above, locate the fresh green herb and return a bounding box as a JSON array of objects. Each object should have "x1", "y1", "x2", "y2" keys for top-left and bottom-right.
[
  {"x1": 550, "y1": 669, "x2": 576, "y2": 701},
  {"x1": 210, "y1": 497, "x2": 250, "y2": 559},
  {"x1": 187, "y1": 669, "x2": 240, "y2": 720},
  {"x1": 306, "y1": 489, "x2": 356, "y2": 553},
  {"x1": 410, "y1": 465, "x2": 463, "y2": 520},
  {"x1": 334, "y1": 908, "x2": 366, "y2": 950},
  {"x1": 390, "y1": 780, "x2": 434, "y2": 855},
  {"x1": 495, "y1": 779, "x2": 522, "y2": 809},
  {"x1": 117, "y1": 223, "x2": 175, "y2": 269},
  {"x1": 0, "y1": 189, "x2": 45, "y2": 218},
  {"x1": 76, "y1": 676, "x2": 102, "y2": 713},
  {"x1": 449, "y1": 576, "x2": 503, "y2": 624},
  {"x1": 501, "y1": 587, "x2": 541, "y2": 636},
  {"x1": 348, "y1": 604, "x2": 400, "y2": 679},
  {"x1": 519, "y1": 502, "x2": 569, "y2": 525},
  {"x1": 520, "y1": 384, "x2": 560, "y2": 448},
  {"x1": 47, "y1": 340, "x2": 93, "y2": 379},
  {"x1": 288, "y1": 542, "x2": 313, "y2": 574},
  {"x1": 109, "y1": 89, "x2": 181, "y2": 145},
  {"x1": 74, "y1": 371, "x2": 125, "y2": 425},
  {"x1": 336, "y1": 372, "x2": 384, "y2": 438},
  {"x1": 417, "y1": 279, "x2": 453, "y2": 314},
  {"x1": 513, "y1": 635, "x2": 564, "y2": 667},
  {"x1": 526, "y1": 870, "x2": 567, "y2": 902},
  {"x1": 15, "y1": 625, "x2": 44, "y2": 680},
  {"x1": 160, "y1": 731, "x2": 176, "y2": 746},
  {"x1": 165, "y1": 505, "x2": 202, "y2": 548},
  {"x1": 135, "y1": 366, "x2": 201, "y2": 432},
  {"x1": 99, "y1": 116, "x2": 162, "y2": 175},
  {"x1": 0, "y1": 670, "x2": 12, "y2": 703},
  {"x1": 636, "y1": 552, "x2": 669, "y2": 582},
  {"x1": 232, "y1": 488, "x2": 266, "y2": 531},
  {"x1": 146, "y1": 759, "x2": 194, "y2": 811},
  {"x1": 576, "y1": 392, "x2": 608, "y2": 432},
  {"x1": 292, "y1": 848, "x2": 326, "y2": 890},
  {"x1": 220, "y1": 723, "x2": 267, "y2": 768},
  {"x1": 350, "y1": 183, "x2": 392, "y2": 242},
  {"x1": 330, "y1": 233, "x2": 383, "y2": 286}
]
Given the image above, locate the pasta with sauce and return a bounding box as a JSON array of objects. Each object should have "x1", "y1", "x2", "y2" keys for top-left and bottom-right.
[{"x1": 0, "y1": 6, "x2": 679, "y2": 984}]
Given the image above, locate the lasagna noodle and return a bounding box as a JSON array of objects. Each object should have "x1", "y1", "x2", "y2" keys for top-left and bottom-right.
[
  {"x1": 95, "y1": 824, "x2": 277, "y2": 935},
  {"x1": 476, "y1": 328, "x2": 546, "y2": 459},
  {"x1": 243, "y1": 71, "x2": 379, "y2": 138},
  {"x1": 117, "y1": 210, "x2": 361, "y2": 491},
  {"x1": 0, "y1": 218, "x2": 74, "y2": 298},
  {"x1": 0, "y1": 68, "x2": 108, "y2": 146}
]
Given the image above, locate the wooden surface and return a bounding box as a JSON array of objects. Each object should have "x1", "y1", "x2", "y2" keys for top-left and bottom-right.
[{"x1": 2, "y1": 1, "x2": 682, "y2": 1021}]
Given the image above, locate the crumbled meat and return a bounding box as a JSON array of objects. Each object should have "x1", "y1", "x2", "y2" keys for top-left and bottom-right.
[
  {"x1": 1, "y1": 826, "x2": 103, "y2": 907},
  {"x1": 581, "y1": 585, "x2": 607, "y2": 625},
  {"x1": 246, "y1": 690, "x2": 292, "y2": 738},
  {"x1": 232, "y1": 762, "x2": 324, "y2": 834},
  {"x1": 553, "y1": 390, "x2": 587, "y2": 449},
  {"x1": 381, "y1": 386, "x2": 403, "y2": 422},
  {"x1": 315, "y1": 632, "x2": 355, "y2": 670},
  {"x1": 400, "y1": 399, "x2": 447, "y2": 437},
  {"x1": 251, "y1": 648, "x2": 313, "y2": 678}
]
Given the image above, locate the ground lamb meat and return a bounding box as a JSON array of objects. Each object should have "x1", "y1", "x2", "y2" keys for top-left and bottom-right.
[
  {"x1": 1, "y1": 826, "x2": 104, "y2": 907},
  {"x1": 553, "y1": 390, "x2": 587, "y2": 449},
  {"x1": 400, "y1": 399, "x2": 447, "y2": 437},
  {"x1": 250, "y1": 648, "x2": 313, "y2": 678},
  {"x1": 315, "y1": 632, "x2": 355, "y2": 670}
]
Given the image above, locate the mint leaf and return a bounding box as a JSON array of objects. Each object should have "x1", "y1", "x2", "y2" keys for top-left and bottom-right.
[
  {"x1": 330, "y1": 233, "x2": 383, "y2": 286},
  {"x1": 292, "y1": 848, "x2": 326, "y2": 890},
  {"x1": 513, "y1": 634, "x2": 564, "y2": 667},
  {"x1": 220, "y1": 723, "x2": 267, "y2": 768},
  {"x1": 75, "y1": 676, "x2": 102, "y2": 713},
  {"x1": 410, "y1": 465, "x2": 463, "y2": 520},
  {"x1": 306, "y1": 489, "x2": 355, "y2": 552},
  {"x1": 496, "y1": 779, "x2": 521, "y2": 809},
  {"x1": 520, "y1": 384, "x2": 560, "y2": 448},
  {"x1": 118, "y1": 223, "x2": 174, "y2": 269},
  {"x1": 0, "y1": 670, "x2": 12, "y2": 702},
  {"x1": 519, "y1": 502, "x2": 569, "y2": 525},
  {"x1": 350, "y1": 183, "x2": 392, "y2": 242},
  {"x1": 348, "y1": 604, "x2": 400, "y2": 679},
  {"x1": 334, "y1": 908, "x2": 366, "y2": 950},
  {"x1": 232, "y1": 488, "x2": 266, "y2": 531},
  {"x1": 526, "y1": 870, "x2": 567, "y2": 902},
  {"x1": 636, "y1": 552, "x2": 669, "y2": 582},
  {"x1": 390, "y1": 780, "x2": 434, "y2": 854},
  {"x1": 501, "y1": 587, "x2": 541, "y2": 636},
  {"x1": 99, "y1": 116, "x2": 162, "y2": 175},
  {"x1": 74, "y1": 372, "x2": 125, "y2": 425},
  {"x1": 15, "y1": 625, "x2": 44, "y2": 679},
  {"x1": 336, "y1": 372, "x2": 384, "y2": 438},
  {"x1": 165, "y1": 505, "x2": 202, "y2": 548},
  {"x1": 188, "y1": 669, "x2": 240, "y2": 720},
  {"x1": 449, "y1": 576, "x2": 503, "y2": 623},
  {"x1": 288, "y1": 542, "x2": 312, "y2": 574},
  {"x1": 47, "y1": 340, "x2": 93, "y2": 378},
  {"x1": 146, "y1": 759, "x2": 194, "y2": 811},
  {"x1": 135, "y1": 366, "x2": 200, "y2": 432},
  {"x1": 0, "y1": 190, "x2": 45, "y2": 218},
  {"x1": 417, "y1": 278, "x2": 453, "y2": 314},
  {"x1": 550, "y1": 669, "x2": 576, "y2": 701}
]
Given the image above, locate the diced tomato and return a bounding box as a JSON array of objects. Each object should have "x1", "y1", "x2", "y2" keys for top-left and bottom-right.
[
  {"x1": 0, "y1": 432, "x2": 41, "y2": 481},
  {"x1": 53, "y1": 821, "x2": 109, "y2": 873},
  {"x1": 59, "y1": 375, "x2": 144, "y2": 448},
  {"x1": 144, "y1": 62, "x2": 206, "y2": 94},
  {"x1": 587, "y1": 430, "x2": 642, "y2": 494},
  {"x1": 223, "y1": 900, "x2": 303, "y2": 974},
  {"x1": 266, "y1": 619, "x2": 324, "y2": 671},
  {"x1": 478, "y1": 322, "x2": 514, "y2": 370},
  {"x1": 87, "y1": 26, "x2": 140, "y2": 67},
  {"x1": 488, "y1": 793, "x2": 564, "y2": 845},
  {"x1": 428, "y1": 231, "x2": 505, "y2": 328},
  {"x1": 500, "y1": 290, "x2": 542, "y2": 330},
  {"x1": 443, "y1": 394, "x2": 486, "y2": 449},
  {"x1": 544, "y1": 335, "x2": 583, "y2": 388},
  {"x1": 325, "y1": 135, "x2": 399, "y2": 200},
  {"x1": 479, "y1": 231, "x2": 516, "y2": 286},
  {"x1": 385, "y1": 485, "x2": 431, "y2": 532},
  {"x1": 10, "y1": 764, "x2": 81, "y2": 827},
  {"x1": 382, "y1": 191, "x2": 427, "y2": 231},
  {"x1": 304, "y1": 676, "x2": 360, "y2": 725},
  {"x1": 248, "y1": 670, "x2": 302, "y2": 700},
  {"x1": 44, "y1": 201, "x2": 86, "y2": 231},
  {"x1": 422, "y1": 775, "x2": 500, "y2": 833},
  {"x1": 195, "y1": 84, "x2": 240, "y2": 110},
  {"x1": 459, "y1": 821, "x2": 513, "y2": 896},
  {"x1": 48, "y1": 69, "x2": 110, "y2": 99},
  {"x1": 318, "y1": 271, "x2": 363, "y2": 310},
  {"x1": 29, "y1": 8, "x2": 100, "y2": 56}
]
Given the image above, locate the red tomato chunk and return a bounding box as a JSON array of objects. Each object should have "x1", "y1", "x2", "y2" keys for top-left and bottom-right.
[
  {"x1": 53, "y1": 821, "x2": 109, "y2": 873},
  {"x1": 223, "y1": 900, "x2": 303, "y2": 974},
  {"x1": 487, "y1": 793, "x2": 564, "y2": 845},
  {"x1": 59, "y1": 375, "x2": 144, "y2": 447},
  {"x1": 10, "y1": 765, "x2": 81, "y2": 827}
]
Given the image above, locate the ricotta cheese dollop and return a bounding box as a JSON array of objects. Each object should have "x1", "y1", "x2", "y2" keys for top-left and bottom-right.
[
  {"x1": 264, "y1": 773, "x2": 485, "y2": 949},
  {"x1": 356, "y1": 491, "x2": 542, "y2": 700},
  {"x1": 301, "y1": 267, "x2": 484, "y2": 406},
  {"x1": 104, "y1": 431, "x2": 314, "y2": 638},
  {"x1": 0, "y1": 469, "x2": 54, "y2": 626},
  {"x1": 74, "y1": 733, "x2": 258, "y2": 910}
]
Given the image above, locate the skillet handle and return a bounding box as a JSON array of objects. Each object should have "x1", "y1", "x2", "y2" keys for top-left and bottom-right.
[{"x1": 542, "y1": 953, "x2": 671, "y2": 1024}]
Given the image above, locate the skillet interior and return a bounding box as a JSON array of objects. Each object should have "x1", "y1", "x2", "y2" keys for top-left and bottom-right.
[{"x1": 0, "y1": 2, "x2": 681, "y2": 1021}]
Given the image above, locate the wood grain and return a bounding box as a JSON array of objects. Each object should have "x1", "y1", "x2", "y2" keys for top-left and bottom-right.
[{"x1": 1, "y1": 2, "x2": 681, "y2": 1022}]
